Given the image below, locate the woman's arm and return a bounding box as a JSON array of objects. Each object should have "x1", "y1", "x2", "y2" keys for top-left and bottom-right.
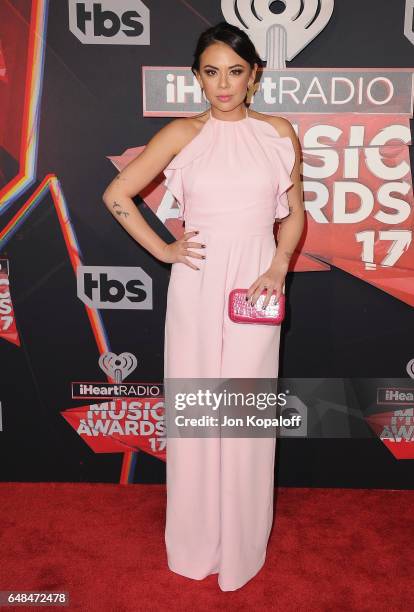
[
  {"x1": 247, "y1": 118, "x2": 305, "y2": 307},
  {"x1": 269, "y1": 118, "x2": 305, "y2": 271},
  {"x1": 102, "y1": 119, "x2": 205, "y2": 269}
]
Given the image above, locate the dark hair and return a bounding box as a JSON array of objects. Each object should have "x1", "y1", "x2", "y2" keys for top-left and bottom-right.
[{"x1": 191, "y1": 21, "x2": 262, "y2": 76}]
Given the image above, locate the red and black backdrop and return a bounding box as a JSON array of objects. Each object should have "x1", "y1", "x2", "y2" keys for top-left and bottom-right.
[{"x1": 1, "y1": 0, "x2": 413, "y2": 487}]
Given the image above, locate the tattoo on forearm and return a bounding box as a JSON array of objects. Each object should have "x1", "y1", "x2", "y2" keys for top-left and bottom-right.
[
  {"x1": 112, "y1": 201, "x2": 130, "y2": 219},
  {"x1": 115, "y1": 173, "x2": 127, "y2": 181}
]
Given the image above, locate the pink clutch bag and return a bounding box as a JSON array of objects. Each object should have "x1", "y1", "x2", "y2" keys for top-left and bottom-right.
[{"x1": 228, "y1": 287, "x2": 285, "y2": 325}]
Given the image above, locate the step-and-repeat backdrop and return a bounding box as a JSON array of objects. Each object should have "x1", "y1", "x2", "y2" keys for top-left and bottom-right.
[{"x1": 1, "y1": 0, "x2": 414, "y2": 487}]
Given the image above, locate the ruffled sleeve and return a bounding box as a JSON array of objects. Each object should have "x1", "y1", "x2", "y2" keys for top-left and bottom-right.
[
  {"x1": 163, "y1": 120, "x2": 213, "y2": 220},
  {"x1": 255, "y1": 121, "x2": 296, "y2": 220},
  {"x1": 163, "y1": 164, "x2": 185, "y2": 220}
]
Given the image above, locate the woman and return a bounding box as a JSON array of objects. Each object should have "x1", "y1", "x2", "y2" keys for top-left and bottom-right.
[{"x1": 103, "y1": 22, "x2": 304, "y2": 591}]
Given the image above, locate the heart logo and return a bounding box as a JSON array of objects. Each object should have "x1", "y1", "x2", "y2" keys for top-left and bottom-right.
[
  {"x1": 99, "y1": 352, "x2": 138, "y2": 382},
  {"x1": 406, "y1": 358, "x2": 414, "y2": 379},
  {"x1": 222, "y1": 0, "x2": 334, "y2": 65}
]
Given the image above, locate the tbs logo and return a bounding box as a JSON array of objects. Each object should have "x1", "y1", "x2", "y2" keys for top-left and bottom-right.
[
  {"x1": 77, "y1": 266, "x2": 153, "y2": 309},
  {"x1": 68, "y1": 0, "x2": 150, "y2": 45}
]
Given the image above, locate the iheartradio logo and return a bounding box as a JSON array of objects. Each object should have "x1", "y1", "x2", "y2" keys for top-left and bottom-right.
[
  {"x1": 99, "y1": 352, "x2": 138, "y2": 383},
  {"x1": 405, "y1": 0, "x2": 414, "y2": 45},
  {"x1": 221, "y1": 0, "x2": 334, "y2": 67},
  {"x1": 406, "y1": 358, "x2": 414, "y2": 379}
]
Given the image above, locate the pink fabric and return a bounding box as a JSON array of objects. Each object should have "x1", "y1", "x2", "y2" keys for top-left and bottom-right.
[{"x1": 163, "y1": 110, "x2": 295, "y2": 591}]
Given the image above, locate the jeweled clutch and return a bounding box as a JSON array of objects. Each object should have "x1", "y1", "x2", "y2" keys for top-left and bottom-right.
[{"x1": 228, "y1": 288, "x2": 285, "y2": 325}]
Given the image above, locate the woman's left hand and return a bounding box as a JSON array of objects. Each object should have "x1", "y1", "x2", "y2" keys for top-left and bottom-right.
[{"x1": 246, "y1": 262, "x2": 288, "y2": 309}]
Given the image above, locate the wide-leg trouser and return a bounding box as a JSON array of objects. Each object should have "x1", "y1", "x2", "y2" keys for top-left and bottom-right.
[
  {"x1": 164, "y1": 226, "x2": 280, "y2": 591},
  {"x1": 165, "y1": 435, "x2": 276, "y2": 591}
]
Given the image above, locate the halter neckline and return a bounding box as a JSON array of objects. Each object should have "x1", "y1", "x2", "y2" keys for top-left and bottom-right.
[{"x1": 208, "y1": 105, "x2": 249, "y2": 123}]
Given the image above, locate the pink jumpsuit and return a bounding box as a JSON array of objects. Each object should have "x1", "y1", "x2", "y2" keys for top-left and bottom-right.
[{"x1": 163, "y1": 106, "x2": 295, "y2": 591}]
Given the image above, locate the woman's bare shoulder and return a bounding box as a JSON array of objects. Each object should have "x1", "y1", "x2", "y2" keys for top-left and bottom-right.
[
  {"x1": 249, "y1": 109, "x2": 296, "y2": 139},
  {"x1": 165, "y1": 110, "x2": 210, "y2": 156}
]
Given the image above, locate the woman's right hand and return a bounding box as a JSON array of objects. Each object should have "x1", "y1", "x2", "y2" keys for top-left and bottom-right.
[{"x1": 160, "y1": 230, "x2": 206, "y2": 270}]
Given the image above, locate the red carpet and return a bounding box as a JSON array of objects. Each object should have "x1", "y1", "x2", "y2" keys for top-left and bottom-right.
[{"x1": 0, "y1": 484, "x2": 412, "y2": 610}]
